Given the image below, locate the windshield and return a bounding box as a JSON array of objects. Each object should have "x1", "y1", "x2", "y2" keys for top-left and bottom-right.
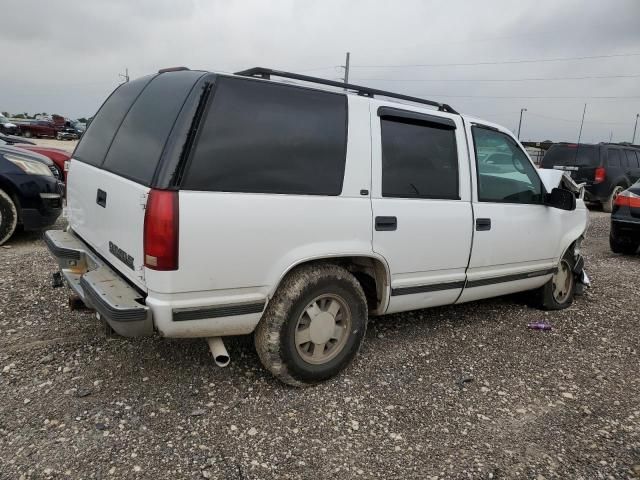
[
  {"x1": 0, "y1": 116, "x2": 8, "y2": 123},
  {"x1": 541, "y1": 145, "x2": 599, "y2": 167}
]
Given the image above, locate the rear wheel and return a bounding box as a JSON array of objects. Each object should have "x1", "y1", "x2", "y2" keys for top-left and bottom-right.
[
  {"x1": 23, "y1": 130, "x2": 32, "y2": 138},
  {"x1": 0, "y1": 189, "x2": 18, "y2": 246},
  {"x1": 255, "y1": 264, "x2": 368, "y2": 386},
  {"x1": 56, "y1": 132, "x2": 62, "y2": 140},
  {"x1": 610, "y1": 234, "x2": 639, "y2": 254},
  {"x1": 603, "y1": 185, "x2": 625, "y2": 213},
  {"x1": 534, "y1": 250, "x2": 576, "y2": 310}
]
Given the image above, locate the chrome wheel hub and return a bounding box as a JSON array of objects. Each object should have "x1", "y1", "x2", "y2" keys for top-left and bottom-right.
[
  {"x1": 295, "y1": 294, "x2": 351, "y2": 365},
  {"x1": 552, "y1": 259, "x2": 573, "y2": 304}
]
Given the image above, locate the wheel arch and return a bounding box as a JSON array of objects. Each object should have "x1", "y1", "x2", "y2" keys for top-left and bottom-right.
[{"x1": 271, "y1": 254, "x2": 392, "y2": 315}]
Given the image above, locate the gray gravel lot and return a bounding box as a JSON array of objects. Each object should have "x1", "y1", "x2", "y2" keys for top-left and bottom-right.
[{"x1": 0, "y1": 211, "x2": 639, "y2": 479}]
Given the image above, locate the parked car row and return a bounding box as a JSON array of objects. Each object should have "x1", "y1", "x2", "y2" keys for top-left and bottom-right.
[{"x1": 1, "y1": 114, "x2": 86, "y2": 141}]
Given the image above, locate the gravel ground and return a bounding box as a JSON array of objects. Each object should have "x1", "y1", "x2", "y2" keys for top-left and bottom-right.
[{"x1": 0, "y1": 211, "x2": 639, "y2": 479}]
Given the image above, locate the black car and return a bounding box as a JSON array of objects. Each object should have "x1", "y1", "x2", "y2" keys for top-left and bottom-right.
[
  {"x1": 0, "y1": 145, "x2": 63, "y2": 245},
  {"x1": 610, "y1": 180, "x2": 640, "y2": 254},
  {"x1": 0, "y1": 115, "x2": 19, "y2": 135},
  {"x1": 541, "y1": 143, "x2": 640, "y2": 212},
  {"x1": 56, "y1": 127, "x2": 80, "y2": 141}
]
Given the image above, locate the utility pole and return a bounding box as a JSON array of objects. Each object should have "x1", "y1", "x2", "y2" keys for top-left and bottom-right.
[
  {"x1": 517, "y1": 108, "x2": 527, "y2": 140},
  {"x1": 341, "y1": 52, "x2": 350, "y2": 89},
  {"x1": 119, "y1": 67, "x2": 129, "y2": 83},
  {"x1": 633, "y1": 113, "x2": 639, "y2": 144},
  {"x1": 577, "y1": 103, "x2": 587, "y2": 144},
  {"x1": 609, "y1": 131, "x2": 613, "y2": 142}
]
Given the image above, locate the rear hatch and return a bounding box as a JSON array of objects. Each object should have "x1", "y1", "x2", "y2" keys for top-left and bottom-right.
[
  {"x1": 540, "y1": 144, "x2": 601, "y2": 183},
  {"x1": 66, "y1": 70, "x2": 204, "y2": 290}
]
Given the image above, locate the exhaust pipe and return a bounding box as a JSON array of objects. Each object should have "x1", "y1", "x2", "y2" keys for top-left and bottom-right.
[{"x1": 207, "y1": 337, "x2": 230, "y2": 368}]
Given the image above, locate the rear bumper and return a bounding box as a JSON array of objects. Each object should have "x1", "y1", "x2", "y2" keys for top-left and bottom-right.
[{"x1": 44, "y1": 229, "x2": 152, "y2": 337}]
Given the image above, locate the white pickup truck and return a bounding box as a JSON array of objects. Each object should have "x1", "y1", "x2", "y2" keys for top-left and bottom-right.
[{"x1": 46, "y1": 67, "x2": 589, "y2": 386}]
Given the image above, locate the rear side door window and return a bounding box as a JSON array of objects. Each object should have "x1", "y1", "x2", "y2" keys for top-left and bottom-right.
[
  {"x1": 379, "y1": 114, "x2": 458, "y2": 199},
  {"x1": 182, "y1": 77, "x2": 347, "y2": 195},
  {"x1": 472, "y1": 126, "x2": 543, "y2": 204}
]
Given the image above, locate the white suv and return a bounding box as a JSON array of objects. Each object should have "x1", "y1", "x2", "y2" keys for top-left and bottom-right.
[{"x1": 46, "y1": 67, "x2": 589, "y2": 386}]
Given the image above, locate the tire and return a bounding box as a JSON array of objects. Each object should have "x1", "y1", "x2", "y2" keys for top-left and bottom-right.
[
  {"x1": 255, "y1": 264, "x2": 368, "y2": 387},
  {"x1": 610, "y1": 234, "x2": 639, "y2": 255},
  {"x1": 56, "y1": 133, "x2": 62, "y2": 140},
  {"x1": 0, "y1": 189, "x2": 18, "y2": 246},
  {"x1": 533, "y1": 250, "x2": 576, "y2": 310},
  {"x1": 23, "y1": 131, "x2": 32, "y2": 138},
  {"x1": 602, "y1": 185, "x2": 625, "y2": 213}
]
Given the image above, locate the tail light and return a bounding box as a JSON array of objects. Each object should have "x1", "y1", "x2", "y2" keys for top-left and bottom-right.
[
  {"x1": 594, "y1": 167, "x2": 606, "y2": 184},
  {"x1": 144, "y1": 189, "x2": 179, "y2": 271},
  {"x1": 614, "y1": 190, "x2": 640, "y2": 208}
]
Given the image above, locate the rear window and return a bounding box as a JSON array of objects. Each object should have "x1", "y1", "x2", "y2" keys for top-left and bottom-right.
[
  {"x1": 101, "y1": 71, "x2": 200, "y2": 185},
  {"x1": 182, "y1": 77, "x2": 347, "y2": 195},
  {"x1": 541, "y1": 145, "x2": 599, "y2": 168},
  {"x1": 74, "y1": 76, "x2": 153, "y2": 167}
]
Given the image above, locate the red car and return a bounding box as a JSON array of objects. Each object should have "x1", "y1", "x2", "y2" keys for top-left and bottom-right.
[
  {"x1": 17, "y1": 120, "x2": 57, "y2": 139},
  {"x1": 0, "y1": 134, "x2": 70, "y2": 179},
  {"x1": 18, "y1": 145, "x2": 70, "y2": 179}
]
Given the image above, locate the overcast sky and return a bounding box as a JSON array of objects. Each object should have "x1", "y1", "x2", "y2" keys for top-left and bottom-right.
[{"x1": 2, "y1": 0, "x2": 639, "y2": 143}]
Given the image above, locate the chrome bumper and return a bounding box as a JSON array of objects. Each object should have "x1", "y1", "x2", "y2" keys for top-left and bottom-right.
[{"x1": 44, "y1": 230, "x2": 152, "y2": 337}]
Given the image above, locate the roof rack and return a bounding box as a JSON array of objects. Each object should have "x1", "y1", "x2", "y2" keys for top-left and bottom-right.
[{"x1": 234, "y1": 67, "x2": 458, "y2": 114}]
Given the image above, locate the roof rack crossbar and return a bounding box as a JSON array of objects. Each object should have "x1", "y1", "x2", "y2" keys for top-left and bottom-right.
[{"x1": 234, "y1": 67, "x2": 458, "y2": 114}]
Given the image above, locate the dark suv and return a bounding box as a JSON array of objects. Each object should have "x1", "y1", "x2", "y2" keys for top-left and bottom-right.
[{"x1": 541, "y1": 143, "x2": 640, "y2": 212}]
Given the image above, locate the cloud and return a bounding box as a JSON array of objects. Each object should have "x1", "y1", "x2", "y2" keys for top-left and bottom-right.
[{"x1": 0, "y1": 0, "x2": 638, "y2": 142}]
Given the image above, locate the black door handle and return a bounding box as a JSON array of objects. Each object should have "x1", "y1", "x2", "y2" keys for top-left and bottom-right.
[
  {"x1": 476, "y1": 218, "x2": 491, "y2": 231},
  {"x1": 375, "y1": 216, "x2": 397, "y2": 231},
  {"x1": 96, "y1": 189, "x2": 107, "y2": 208}
]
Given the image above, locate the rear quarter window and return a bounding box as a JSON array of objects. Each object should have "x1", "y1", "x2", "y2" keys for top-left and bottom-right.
[
  {"x1": 607, "y1": 149, "x2": 621, "y2": 167},
  {"x1": 182, "y1": 77, "x2": 348, "y2": 195}
]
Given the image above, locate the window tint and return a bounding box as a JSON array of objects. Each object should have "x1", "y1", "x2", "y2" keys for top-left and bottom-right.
[
  {"x1": 607, "y1": 149, "x2": 621, "y2": 167},
  {"x1": 625, "y1": 150, "x2": 639, "y2": 168},
  {"x1": 182, "y1": 77, "x2": 347, "y2": 195},
  {"x1": 74, "y1": 76, "x2": 153, "y2": 167},
  {"x1": 473, "y1": 126, "x2": 543, "y2": 204},
  {"x1": 380, "y1": 117, "x2": 458, "y2": 199},
  {"x1": 102, "y1": 71, "x2": 200, "y2": 185}
]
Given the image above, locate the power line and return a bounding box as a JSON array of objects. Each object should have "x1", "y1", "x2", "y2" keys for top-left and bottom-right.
[
  {"x1": 351, "y1": 52, "x2": 640, "y2": 68},
  {"x1": 526, "y1": 112, "x2": 629, "y2": 125},
  {"x1": 351, "y1": 73, "x2": 640, "y2": 83},
  {"x1": 428, "y1": 94, "x2": 640, "y2": 100}
]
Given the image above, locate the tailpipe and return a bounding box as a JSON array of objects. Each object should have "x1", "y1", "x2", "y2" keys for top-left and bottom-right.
[
  {"x1": 69, "y1": 294, "x2": 89, "y2": 311},
  {"x1": 207, "y1": 337, "x2": 230, "y2": 368}
]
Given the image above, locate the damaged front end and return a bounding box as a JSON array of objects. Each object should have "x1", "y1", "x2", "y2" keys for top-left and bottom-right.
[{"x1": 538, "y1": 169, "x2": 591, "y2": 294}]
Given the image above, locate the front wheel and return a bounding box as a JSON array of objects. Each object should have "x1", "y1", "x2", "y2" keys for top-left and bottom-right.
[
  {"x1": 0, "y1": 189, "x2": 18, "y2": 246},
  {"x1": 23, "y1": 131, "x2": 32, "y2": 138},
  {"x1": 255, "y1": 264, "x2": 368, "y2": 386},
  {"x1": 534, "y1": 251, "x2": 576, "y2": 310}
]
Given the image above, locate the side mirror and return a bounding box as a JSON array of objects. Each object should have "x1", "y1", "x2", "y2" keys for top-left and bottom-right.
[{"x1": 545, "y1": 187, "x2": 576, "y2": 211}]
